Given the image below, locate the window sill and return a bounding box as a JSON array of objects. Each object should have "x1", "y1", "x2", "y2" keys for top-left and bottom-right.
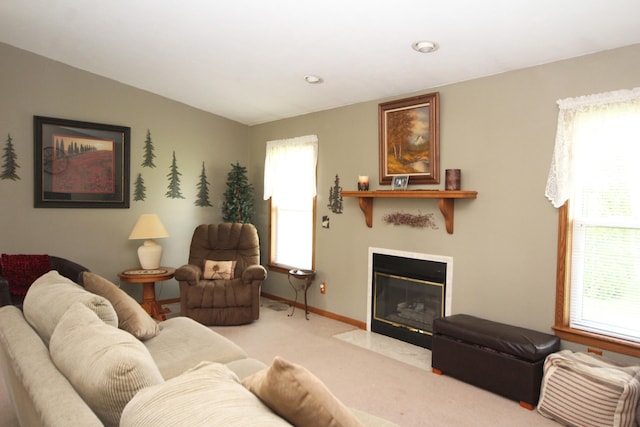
[
  {"x1": 268, "y1": 263, "x2": 300, "y2": 275},
  {"x1": 553, "y1": 324, "x2": 640, "y2": 358}
]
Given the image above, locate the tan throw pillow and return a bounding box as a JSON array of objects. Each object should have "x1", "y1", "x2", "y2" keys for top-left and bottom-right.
[
  {"x1": 121, "y1": 361, "x2": 290, "y2": 427},
  {"x1": 23, "y1": 270, "x2": 117, "y2": 345},
  {"x1": 50, "y1": 302, "x2": 164, "y2": 427},
  {"x1": 83, "y1": 271, "x2": 159, "y2": 340},
  {"x1": 242, "y1": 356, "x2": 364, "y2": 427},
  {"x1": 537, "y1": 350, "x2": 640, "y2": 427},
  {"x1": 203, "y1": 260, "x2": 236, "y2": 280}
]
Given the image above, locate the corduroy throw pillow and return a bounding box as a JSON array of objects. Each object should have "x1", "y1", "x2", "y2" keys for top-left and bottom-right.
[
  {"x1": 23, "y1": 270, "x2": 118, "y2": 345},
  {"x1": 0, "y1": 254, "x2": 50, "y2": 296},
  {"x1": 50, "y1": 302, "x2": 164, "y2": 427},
  {"x1": 121, "y1": 361, "x2": 289, "y2": 426}
]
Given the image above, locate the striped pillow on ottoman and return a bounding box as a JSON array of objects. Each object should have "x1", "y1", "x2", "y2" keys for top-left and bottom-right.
[{"x1": 537, "y1": 350, "x2": 640, "y2": 427}]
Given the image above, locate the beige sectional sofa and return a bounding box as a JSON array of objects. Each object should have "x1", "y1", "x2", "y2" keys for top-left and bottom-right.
[{"x1": 0, "y1": 271, "x2": 396, "y2": 426}]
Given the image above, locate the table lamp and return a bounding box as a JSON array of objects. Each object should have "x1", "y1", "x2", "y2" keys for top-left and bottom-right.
[{"x1": 128, "y1": 214, "x2": 169, "y2": 269}]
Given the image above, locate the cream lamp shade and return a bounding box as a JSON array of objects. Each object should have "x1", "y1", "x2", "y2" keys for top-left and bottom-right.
[{"x1": 128, "y1": 214, "x2": 169, "y2": 269}]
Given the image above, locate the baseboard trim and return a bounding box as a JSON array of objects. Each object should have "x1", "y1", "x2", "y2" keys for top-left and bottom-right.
[
  {"x1": 157, "y1": 294, "x2": 366, "y2": 330},
  {"x1": 261, "y1": 291, "x2": 366, "y2": 330}
]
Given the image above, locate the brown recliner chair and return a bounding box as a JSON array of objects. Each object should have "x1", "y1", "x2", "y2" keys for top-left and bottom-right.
[{"x1": 175, "y1": 223, "x2": 267, "y2": 326}]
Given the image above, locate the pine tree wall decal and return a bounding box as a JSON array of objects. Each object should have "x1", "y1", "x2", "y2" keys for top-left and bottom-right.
[
  {"x1": 141, "y1": 129, "x2": 156, "y2": 168},
  {"x1": 165, "y1": 151, "x2": 185, "y2": 199},
  {"x1": 133, "y1": 173, "x2": 146, "y2": 201},
  {"x1": 1, "y1": 134, "x2": 20, "y2": 181},
  {"x1": 222, "y1": 162, "x2": 254, "y2": 223},
  {"x1": 195, "y1": 161, "x2": 212, "y2": 207},
  {"x1": 328, "y1": 174, "x2": 343, "y2": 213}
]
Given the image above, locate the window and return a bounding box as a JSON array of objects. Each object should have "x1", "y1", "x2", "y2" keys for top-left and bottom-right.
[
  {"x1": 546, "y1": 88, "x2": 640, "y2": 356},
  {"x1": 263, "y1": 135, "x2": 318, "y2": 272}
]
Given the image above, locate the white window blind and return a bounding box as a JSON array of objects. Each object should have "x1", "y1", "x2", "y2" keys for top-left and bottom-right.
[{"x1": 547, "y1": 88, "x2": 640, "y2": 342}]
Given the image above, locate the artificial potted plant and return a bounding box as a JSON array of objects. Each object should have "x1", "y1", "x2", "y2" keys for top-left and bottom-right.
[{"x1": 222, "y1": 162, "x2": 254, "y2": 223}]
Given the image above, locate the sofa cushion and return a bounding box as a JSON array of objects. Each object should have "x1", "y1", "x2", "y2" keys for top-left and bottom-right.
[
  {"x1": 120, "y1": 361, "x2": 290, "y2": 427},
  {"x1": 537, "y1": 350, "x2": 640, "y2": 427},
  {"x1": 0, "y1": 253, "x2": 51, "y2": 296},
  {"x1": 225, "y1": 357, "x2": 269, "y2": 380},
  {"x1": 50, "y1": 302, "x2": 164, "y2": 427},
  {"x1": 242, "y1": 356, "x2": 364, "y2": 427},
  {"x1": 0, "y1": 305, "x2": 104, "y2": 426},
  {"x1": 144, "y1": 316, "x2": 248, "y2": 379},
  {"x1": 83, "y1": 271, "x2": 159, "y2": 340},
  {"x1": 23, "y1": 270, "x2": 118, "y2": 345}
]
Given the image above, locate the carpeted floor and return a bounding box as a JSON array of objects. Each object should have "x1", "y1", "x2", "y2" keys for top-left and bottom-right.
[
  {"x1": 0, "y1": 299, "x2": 560, "y2": 426},
  {"x1": 206, "y1": 299, "x2": 559, "y2": 426}
]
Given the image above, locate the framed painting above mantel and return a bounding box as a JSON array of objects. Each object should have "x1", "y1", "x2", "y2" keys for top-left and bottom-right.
[
  {"x1": 34, "y1": 116, "x2": 130, "y2": 208},
  {"x1": 378, "y1": 92, "x2": 440, "y2": 185}
]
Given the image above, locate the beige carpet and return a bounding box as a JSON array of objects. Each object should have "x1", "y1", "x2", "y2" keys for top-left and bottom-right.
[
  {"x1": 208, "y1": 299, "x2": 559, "y2": 426},
  {"x1": 0, "y1": 299, "x2": 560, "y2": 426}
]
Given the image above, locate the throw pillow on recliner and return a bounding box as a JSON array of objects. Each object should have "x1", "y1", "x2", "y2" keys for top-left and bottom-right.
[{"x1": 203, "y1": 260, "x2": 236, "y2": 280}]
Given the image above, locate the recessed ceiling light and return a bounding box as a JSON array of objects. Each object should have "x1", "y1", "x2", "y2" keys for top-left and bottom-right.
[
  {"x1": 304, "y1": 75, "x2": 323, "y2": 84},
  {"x1": 412, "y1": 40, "x2": 439, "y2": 53}
]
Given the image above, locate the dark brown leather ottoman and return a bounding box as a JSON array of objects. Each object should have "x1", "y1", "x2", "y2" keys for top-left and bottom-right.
[{"x1": 431, "y1": 314, "x2": 560, "y2": 410}]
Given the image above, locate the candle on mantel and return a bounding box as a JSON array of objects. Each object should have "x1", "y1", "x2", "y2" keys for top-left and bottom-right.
[
  {"x1": 358, "y1": 176, "x2": 369, "y2": 191},
  {"x1": 445, "y1": 169, "x2": 461, "y2": 190}
]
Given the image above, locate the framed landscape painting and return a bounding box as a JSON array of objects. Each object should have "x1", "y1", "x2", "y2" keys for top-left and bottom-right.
[
  {"x1": 34, "y1": 116, "x2": 130, "y2": 208},
  {"x1": 378, "y1": 92, "x2": 440, "y2": 185}
]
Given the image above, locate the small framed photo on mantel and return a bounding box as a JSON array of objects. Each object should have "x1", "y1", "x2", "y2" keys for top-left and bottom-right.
[{"x1": 392, "y1": 175, "x2": 409, "y2": 191}]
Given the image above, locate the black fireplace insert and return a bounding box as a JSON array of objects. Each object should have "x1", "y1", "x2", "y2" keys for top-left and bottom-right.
[{"x1": 371, "y1": 252, "x2": 448, "y2": 349}]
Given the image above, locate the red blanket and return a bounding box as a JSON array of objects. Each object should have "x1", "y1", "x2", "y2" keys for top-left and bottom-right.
[{"x1": 1, "y1": 254, "x2": 51, "y2": 296}]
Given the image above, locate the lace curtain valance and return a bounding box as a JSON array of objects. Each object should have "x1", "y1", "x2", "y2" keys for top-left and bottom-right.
[
  {"x1": 263, "y1": 134, "x2": 318, "y2": 203},
  {"x1": 545, "y1": 88, "x2": 640, "y2": 208}
]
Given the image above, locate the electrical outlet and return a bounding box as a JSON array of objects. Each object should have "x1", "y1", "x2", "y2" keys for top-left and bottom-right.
[{"x1": 320, "y1": 282, "x2": 326, "y2": 294}]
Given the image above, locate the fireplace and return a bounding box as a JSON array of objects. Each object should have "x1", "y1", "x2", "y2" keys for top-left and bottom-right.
[{"x1": 367, "y1": 247, "x2": 453, "y2": 349}]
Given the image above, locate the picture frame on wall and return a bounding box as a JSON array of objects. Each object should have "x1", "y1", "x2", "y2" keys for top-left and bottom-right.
[
  {"x1": 378, "y1": 92, "x2": 440, "y2": 185},
  {"x1": 34, "y1": 116, "x2": 130, "y2": 208}
]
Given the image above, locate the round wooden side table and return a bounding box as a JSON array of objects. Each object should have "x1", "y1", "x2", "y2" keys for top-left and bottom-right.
[{"x1": 118, "y1": 267, "x2": 175, "y2": 321}]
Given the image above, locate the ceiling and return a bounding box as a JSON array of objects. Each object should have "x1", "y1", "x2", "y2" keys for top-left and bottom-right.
[{"x1": 1, "y1": 1, "x2": 640, "y2": 126}]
